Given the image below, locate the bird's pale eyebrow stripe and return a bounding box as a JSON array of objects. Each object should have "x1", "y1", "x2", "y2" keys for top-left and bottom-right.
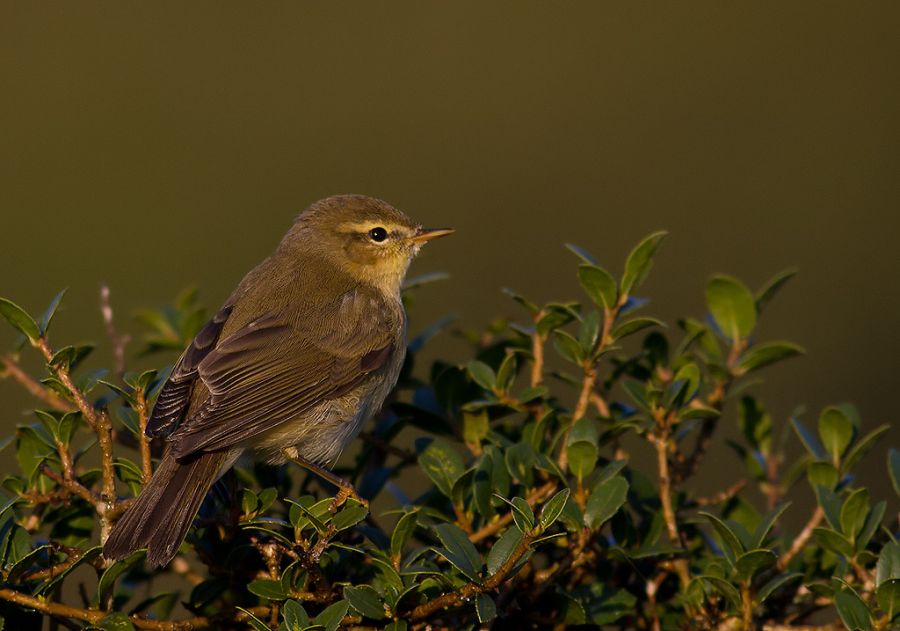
[{"x1": 337, "y1": 221, "x2": 408, "y2": 235}]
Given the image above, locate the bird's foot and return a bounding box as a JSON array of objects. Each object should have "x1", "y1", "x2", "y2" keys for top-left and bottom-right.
[{"x1": 329, "y1": 483, "x2": 367, "y2": 514}]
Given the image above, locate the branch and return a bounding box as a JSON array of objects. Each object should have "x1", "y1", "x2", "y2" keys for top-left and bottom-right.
[
  {"x1": 778, "y1": 506, "x2": 824, "y2": 570},
  {"x1": 1, "y1": 354, "x2": 75, "y2": 412},
  {"x1": 39, "y1": 464, "x2": 99, "y2": 505},
  {"x1": 134, "y1": 386, "x2": 153, "y2": 484},
  {"x1": 407, "y1": 529, "x2": 535, "y2": 620},
  {"x1": 649, "y1": 425, "x2": 691, "y2": 589},
  {"x1": 100, "y1": 285, "x2": 129, "y2": 376},
  {"x1": 468, "y1": 480, "x2": 557, "y2": 543}
]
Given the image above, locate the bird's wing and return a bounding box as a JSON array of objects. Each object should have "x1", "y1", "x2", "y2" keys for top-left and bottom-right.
[
  {"x1": 166, "y1": 290, "x2": 399, "y2": 459},
  {"x1": 146, "y1": 305, "x2": 234, "y2": 438}
]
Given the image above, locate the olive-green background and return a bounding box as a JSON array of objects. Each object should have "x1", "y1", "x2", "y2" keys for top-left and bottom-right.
[{"x1": 2, "y1": 4, "x2": 898, "y2": 506}]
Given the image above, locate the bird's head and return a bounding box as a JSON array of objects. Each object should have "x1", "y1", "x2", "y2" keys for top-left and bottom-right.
[{"x1": 281, "y1": 195, "x2": 453, "y2": 294}]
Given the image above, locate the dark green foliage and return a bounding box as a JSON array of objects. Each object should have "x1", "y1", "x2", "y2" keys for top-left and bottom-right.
[{"x1": 0, "y1": 233, "x2": 895, "y2": 630}]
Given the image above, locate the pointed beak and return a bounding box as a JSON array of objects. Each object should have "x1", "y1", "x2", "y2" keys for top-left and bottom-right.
[{"x1": 411, "y1": 226, "x2": 455, "y2": 243}]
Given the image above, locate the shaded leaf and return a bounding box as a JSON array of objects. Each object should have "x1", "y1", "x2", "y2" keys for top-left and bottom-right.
[
  {"x1": 738, "y1": 341, "x2": 804, "y2": 373},
  {"x1": 584, "y1": 476, "x2": 628, "y2": 529},
  {"x1": 834, "y1": 589, "x2": 872, "y2": 631},
  {"x1": 0, "y1": 298, "x2": 40, "y2": 343},
  {"x1": 345, "y1": 585, "x2": 385, "y2": 620},
  {"x1": 758, "y1": 572, "x2": 802, "y2": 604},
  {"x1": 475, "y1": 592, "x2": 497, "y2": 623},
  {"x1": 578, "y1": 264, "x2": 618, "y2": 310},
  {"x1": 434, "y1": 523, "x2": 482, "y2": 581}
]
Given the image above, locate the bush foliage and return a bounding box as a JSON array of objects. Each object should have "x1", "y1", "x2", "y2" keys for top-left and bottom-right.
[{"x1": 0, "y1": 233, "x2": 897, "y2": 631}]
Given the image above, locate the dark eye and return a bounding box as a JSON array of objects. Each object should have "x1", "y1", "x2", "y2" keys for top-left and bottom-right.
[{"x1": 368, "y1": 227, "x2": 388, "y2": 242}]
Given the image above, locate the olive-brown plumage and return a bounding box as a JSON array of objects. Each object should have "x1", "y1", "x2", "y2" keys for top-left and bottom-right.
[{"x1": 103, "y1": 195, "x2": 451, "y2": 566}]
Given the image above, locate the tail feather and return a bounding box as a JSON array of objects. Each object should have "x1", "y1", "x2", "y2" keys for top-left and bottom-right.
[{"x1": 103, "y1": 450, "x2": 228, "y2": 567}]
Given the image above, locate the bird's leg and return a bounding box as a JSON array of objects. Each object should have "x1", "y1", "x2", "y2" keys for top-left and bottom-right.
[{"x1": 281, "y1": 449, "x2": 366, "y2": 512}]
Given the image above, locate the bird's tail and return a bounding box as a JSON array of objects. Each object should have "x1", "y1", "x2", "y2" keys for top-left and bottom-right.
[{"x1": 103, "y1": 450, "x2": 229, "y2": 567}]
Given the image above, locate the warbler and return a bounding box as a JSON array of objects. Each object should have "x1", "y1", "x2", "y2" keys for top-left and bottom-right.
[{"x1": 103, "y1": 194, "x2": 452, "y2": 567}]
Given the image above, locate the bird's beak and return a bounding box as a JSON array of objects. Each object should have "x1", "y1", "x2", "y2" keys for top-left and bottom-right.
[{"x1": 411, "y1": 226, "x2": 455, "y2": 243}]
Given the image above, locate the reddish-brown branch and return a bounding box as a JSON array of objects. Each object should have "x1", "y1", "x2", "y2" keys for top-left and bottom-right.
[
  {"x1": 134, "y1": 386, "x2": 153, "y2": 484},
  {"x1": 407, "y1": 530, "x2": 535, "y2": 620},
  {"x1": 468, "y1": 481, "x2": 557, "y2": 544},
  {"x1": 39, "y1": 464, "x2": 99, "y2": 505},
  {"x1": 778, "y1": 506, "x2": 824, "y2": 570},
  {"x1": 1, "y1": 354, "x2": 75, "y2": 412}
]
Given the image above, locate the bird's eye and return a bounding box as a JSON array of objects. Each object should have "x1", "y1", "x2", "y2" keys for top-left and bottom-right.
[{"x1": 368, "y1": 227, "x2": 388, "y2": 242}]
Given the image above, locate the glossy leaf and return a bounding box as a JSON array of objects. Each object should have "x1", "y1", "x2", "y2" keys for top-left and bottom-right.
[
  {"x1": 840, "y1": 488, "x2": 869, "y2": 541},
  {"x1": 611, "y1": 317, "x2": 664, "y2": 341},
  {"x1": 699, "y1": 512, "x2": 744, "y2": 564},
  {"x1": 620, "y1": 231, "x2": 667, "y2": 296},
  {"x1": 738, "y1": 341, "x2": 804, "y2": 373},
  {"x1": 345, "y1": 585, "x2": 386, "y2": 619},
  {"x1": 734, "y1": 548, "x2": 776, "y2": 582},
  {"x1": 475, "y1": 593, "x2": 497, "y2": 623},
  {"x1": 819, "y1": 406, "x2": 854, "y2": 463},
  {"x1": 434, "y1": 523, "x2": 482, "y2": 581},
  {"x1": 834, "y1": 589, "x2": 872, "y2": 631},
  {"x1": 486, "y1": 526, "x2": 524, "y2": 576},
  {"x1": 843, "y1": 424, "x2": 890, "y2": 472},
  {"x1": 578, "y1": 264, "x2": 618, "y2": 310},
  {"x1": 0, "y1": 298, "x2": 40, "y2": 343},
  {"x1": 418, "y1": 438, "x2": 465, "y2": 498},
  {"x1": 758, "y1": 572, "x2": 802, "y2": 604},
  {"x1": 540, "y1": 488, "x2": 571, "y2": 531},
  {"x1": 705, "y1": 275, "x2": 756, "y2": 340},
  {"x1": 584, "y1": 475, "x2": 628, "y2": 529},
  {"x1": 313, "y1": 600, "x2": 349, "y2": 631},
  {"x1": 391, "y1": 510, "x2": 418, "y2": 561}
]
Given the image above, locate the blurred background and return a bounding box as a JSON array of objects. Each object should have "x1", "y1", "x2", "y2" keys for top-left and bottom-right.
[{"x1": 1, "y1": 3, "x2": 898, "y2": 512}]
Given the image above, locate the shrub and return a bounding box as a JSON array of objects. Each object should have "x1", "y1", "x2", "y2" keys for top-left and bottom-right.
[{"x1": 0, "y1": 233, "x2": 896, "y2": 630}]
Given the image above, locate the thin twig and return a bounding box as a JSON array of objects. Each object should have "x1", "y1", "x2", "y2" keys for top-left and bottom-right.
[
  {"x1": 468, "y1": 481, "x2": 558, "y2": 543},
  {"x1": 100, "y1": 285, "x2": 130, "y2": 376},
  {"x1": 1, "y1": 354, "x2": 75, "y2": 412},
  {"x1": 778, "y1": 506, "x2": 824, "y2": 570},
  {"x1": 39, "y1": 464, "x2": 99, "y2": 505}
]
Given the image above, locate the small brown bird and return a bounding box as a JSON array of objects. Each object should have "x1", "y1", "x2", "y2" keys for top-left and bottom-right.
[{"x1": 103, "y1": 195, "x2": 452, "y2": 567}]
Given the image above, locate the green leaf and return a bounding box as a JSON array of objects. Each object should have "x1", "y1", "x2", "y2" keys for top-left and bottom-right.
[
  {"x1": 578, "y1": 264, "x2": 618, "y2": 310},
  {"x1": 553, "y1": 329, "x2": 584, "y2": 364},
  {"x1": 843, "y1": 424, "x2": 890, "y2": 472},
  {"x1": 755, "y1": 268, "x2": 796, "y2": 313},
  {"x1": 97, "y1": 550, "x2": 145, "y2": 605},
  {"x1": 34, "y1": 546, "x2": 102, "y2": 596},
  {"x1": 0, "y1": 298, "x2": 40, "y2": 343},
  {"x1": 738, "y1": 341, "x2": 804, "y2": 373},
  {"x1": 877, "y1": 541, "x2": 900, "y2": 586},
  {"x1": 877, "y1": 580, "x2": 900, "y2": 623},
  {"x1": 99, "y1": 613, "x2": 135, "y2": 631},
  {"x1": 734, "y1": 548, "x2": 776, "y2": 582},
  {"x1": 241, "y1": 489, "x2": 259, "y2": 517},
  {"x1": 610, "y1": 317, "x2": 664, "y2": 341},
  {"x1": 313, "y1": 599, "x2": 349, "y2": 631},
  {"x1": 752, "y1": 503, "x2": 791, "y2": 548},
  {"x1": 39, "y1": 288, "x2": 68, "y2": 336},
  {"x1": 495, "y1": 352, "x2": 518, "y2": 392},
  {"x1": 812, "y1": 527, "x2": 854, "y2": 558},
  {"x1": 486, "y1": 526, "x2": 524, "y2": 576},
  {"x1": 247, "y1": 578, "x2": 288, "y2": 600},
  {"x1": 858, "y1": 500, "x2": 886, "y2": 551},
  {"x1": 819, "y1": 406, "x2": 854, "y2": 463},
  {"x1": 434, "y1": 523, "x2": 482, "y2": 581},
  {"x1": 698, "y1": 575, "x2": 742, "y2": 610},
  {"x1": 510, "y1": 496, "x2": 535, "y2": 533},
  {"x1": 814, "y1": 485, "x2": 843, "y2": 531},
  {"x1": 807, "y1": 461, "x2": 839, "y2": 490},
  {"x1": 584, "y1": 475, "x2": 628, "y2": 529},
  {"x1": 620, "y1": 231, "x2": 667, "y2": 296},
  {"x1": 705, "y1": 275, "x2": 756, "y2": 340},
  {"x1": 237, "y1": 607, "x2": 273, "y2": 631},
  {"x1": 790, "y1": 417, "x2": 826, "y2": 459},
  {"x1": 345, "y1": 585, "x2": 386, "y2": 619},
  {"x1": 834, "y1": 589, "x2": 873, "y2": 631},
  {"x1": 840, "y1": 488, "x2": 869, "y2": 541},
  {"x1": 281, "y1": 600, "x2": 310, "y2": 630},
  {"x1": 391, "y1": 510, "x2": 418, "y2": 561},
  {"x1": 757, "y1": 572, "x2": 802, "y2": 604},
  {"x1": 466, "y1": 360, "x2": 496, "y2": 391},
  {"x1": 539, "y1": 488, "x2": 571, "y2": 531},
  {"x1": 699, "y1": 512, "x2": 744, "y2": 564},
  {"x1": 566, "y1": 420, "x2": 599, "y2": 481},
  {"x1": 332, "y1": 499, "x2": 368, "y2": 531},
  {"x1": 475, "y1": 592, "x2": 497, "y2": 623},
  {"x1": 889, "y1": 449, "x2": 900, "y2": 497},
  {"x1": 473, "y1": 454, "x2": 494, "y2": 519},
  {"x1": 418, "y1": 438, "x2": 465, "y2": 498}
]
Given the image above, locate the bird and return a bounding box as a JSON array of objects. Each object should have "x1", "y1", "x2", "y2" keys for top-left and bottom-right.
[{"x1": 103, "y1": 194, "x2": 452, "y2": 567}]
